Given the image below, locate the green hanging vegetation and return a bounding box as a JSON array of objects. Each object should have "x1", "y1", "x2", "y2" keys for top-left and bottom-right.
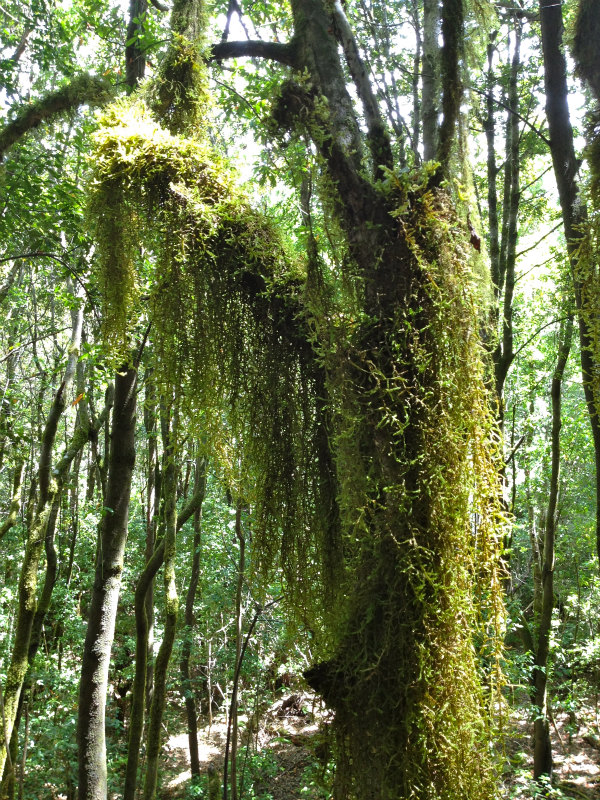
[
  {"x1": 304, "y1": 169, "x2": 505, "y2": 800},
  {"x1": 88, "y1": 45, "x2": 505, "y2": 797},
  {"x1": 87, "y1": 95, "x2": 333, "y2": 618}
]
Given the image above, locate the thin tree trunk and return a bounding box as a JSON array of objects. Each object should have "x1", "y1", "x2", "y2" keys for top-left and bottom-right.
[
  {"x1": 0, "y1": 460, "x2": 24, "y2": 542},
  {"x1": 77, "y1": 365, "x2": 137, "y2": 800},
  {"x1": 533, "y1": 315, "x2": 573, "y2": 780},
  {"x1": 230, "y1": 500, "x2": 245, "y2": 800},
  {"x1": 180, "y1": 455, "x2": 207, "y2": 779},
  {"x1": 493, "y1": 23, "x2": 521, "y2": 410},
  {"x1": 124, "y1": 473, "x2": 206, "y2": 800},
  {"x1": 422, "y1": 0, "x2": 440, "y2": 160},
  {"x1": 143, "y1": 404, "x2": 179, "y2": 800},
  {"x1": 485, "y1": 33, "x2": 500, "y2": 301},
  {"x1": 143, "y1": 378, "x2": 160, "y2": 713},
  {"x1": 0, "y1": 287, "x2": 83, "y2": 779}
]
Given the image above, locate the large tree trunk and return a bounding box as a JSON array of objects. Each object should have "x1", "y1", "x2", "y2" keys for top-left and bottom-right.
[
  {"x1": 285, "y1": 2, "x2": 499, "y2": 798},
  {"x1": 77, "y1": 365, "x2": 137, "y2": 800}
]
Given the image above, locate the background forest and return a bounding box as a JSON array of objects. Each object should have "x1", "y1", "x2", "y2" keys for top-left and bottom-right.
[{"x1": 1, "y1": 0, "x2": 600, "y2": 798}]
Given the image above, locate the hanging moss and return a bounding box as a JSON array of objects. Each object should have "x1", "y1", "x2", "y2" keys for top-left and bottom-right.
[
  {"x1": 88, "y1": 48, "x2": 504, "y2": 800},
  {"x1": 305, "y1": 174, "x2": 505, "y2": 800},
  {"x1": 87, "y1": 96, "x2": 336, "y2": 618}
]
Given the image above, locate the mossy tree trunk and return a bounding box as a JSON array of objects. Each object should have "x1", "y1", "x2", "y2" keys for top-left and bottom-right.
[
  {"x1": 77, "y1": 365, "x2": 137, "y2": 800},
  {"x1": 82, "y1": 0, "x2": 503, "y2": 796},
  {"x1": 215, "y1": 1, "x2": 500, "y2": 797},
  {"x1": 0, "y1": 287, "x2": 84, "y2": 783}
]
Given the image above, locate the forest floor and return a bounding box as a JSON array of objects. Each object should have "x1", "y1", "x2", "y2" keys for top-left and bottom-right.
[
  {"x1": 162, "y1": 692, "x2": 332, "y2": 800},
  {"x1": 160, "y1": 692, "x2": 600, "y2": 800},
  {"x1": 504, "y1": 693, "x2": 600, "y2": 799}
]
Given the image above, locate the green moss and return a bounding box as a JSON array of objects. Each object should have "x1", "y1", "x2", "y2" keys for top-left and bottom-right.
[
  {"x1": 306, "y1": 179, "x2": 505, "y2": 800},
  {"x1": 88, "y1": 58, "x2": 504, "y2": 800},
  {"x1": 87, "y1": 98, "x2": 327, "y2": 610}
]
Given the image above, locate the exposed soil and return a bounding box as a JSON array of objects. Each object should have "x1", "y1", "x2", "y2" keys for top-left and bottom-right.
[
  {"x1": 162, "y1": 693, "x2": 331, "y2": 800},
  {"x1": 161, "y1": 693, "x2": 600, "y2": 800},
  {"x1": 503, "y1": 696, "x2": 600, "y2": 799}
]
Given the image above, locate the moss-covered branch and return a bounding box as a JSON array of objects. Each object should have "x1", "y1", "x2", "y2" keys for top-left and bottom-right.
[{"x1": 0, "y1": 74, "x2": 113, "y2": 159}]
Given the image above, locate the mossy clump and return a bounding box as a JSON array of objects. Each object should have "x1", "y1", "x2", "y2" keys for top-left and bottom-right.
[
  {"x1": 149, "y1": 33, "x2": 210, "y2": 134},
  {"x1": 148, "y1": 0, "x2": 210, "y2": 134}
]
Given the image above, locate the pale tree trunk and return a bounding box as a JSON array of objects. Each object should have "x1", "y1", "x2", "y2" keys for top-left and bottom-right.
[
  {"x1": 493, "y1": 23, "x2": 521, "y2": 414},
  {"x1": 77, "y1": 365, "x2": 137, "y2": 800},
  {"x1": 230, "y1": 501, "x2": 245, "y2": 800},
  {"x1": 124, "y1": 435, "x2": 204, "y2": 800},
  {"x1": 143, "y1": 404, "x2": 179, "y2": 800},
  {"x1": 143, "y1": 378, "x2": 160, "y2": 712},
  {"x1": 422, "y1": 0, "x2": 440, "y2": 160}
]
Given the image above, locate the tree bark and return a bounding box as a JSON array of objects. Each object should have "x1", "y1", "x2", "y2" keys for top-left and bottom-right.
[
  {"x1": 143, "y1": 405, "x2": 178, "y2": 800},
  {"x1": 493, "y1": 23, "x2": 521, "y2": 412},
  {"x1": 539, "y1": 0, "x2": 600, "y2": 569},
  {"x1": 230, "y1": 500, "x2": 245, "y2": 800},
  {"x1": 126, "y1": 0, "x2": 149, "y2": 91},
  {"x1": 180, "y1": 455, "x2": 207, "y2": 779},
  {"x1": 124, "y1": 431, "x2": 203, "y2": 800},
  {"x1": 532, "y1": 316, "x2": 573, "y2": 780},
  {"x1": 77, "y1": 365, "x2": 137, "y2": 800}
]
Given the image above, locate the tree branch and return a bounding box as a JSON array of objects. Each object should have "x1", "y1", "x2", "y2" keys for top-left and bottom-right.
[
  {"x1": 0, "y1": 74, "x2": 113, "y2": 160},
  {"x1": 210, "y1": 39, "x2": 297, "y2": 67},
  {"x1": 331, "y1": 0, "x2": 393, "y2": 174},
  {"x1": 470, "y1": 84, "x2": 551, "y2": 146}
]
